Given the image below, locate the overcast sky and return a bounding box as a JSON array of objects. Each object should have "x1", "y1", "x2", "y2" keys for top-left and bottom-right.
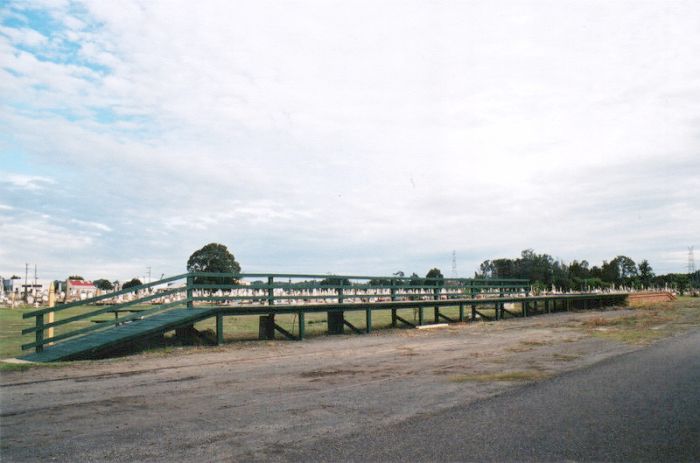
[{"x1": 1, "y1": 0, "x2": 698, "y2": 282}]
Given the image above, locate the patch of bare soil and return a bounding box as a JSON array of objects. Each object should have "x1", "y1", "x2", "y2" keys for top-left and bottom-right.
[{"x1": 1, "y1": 301, "x2": 698, "y2": 462}]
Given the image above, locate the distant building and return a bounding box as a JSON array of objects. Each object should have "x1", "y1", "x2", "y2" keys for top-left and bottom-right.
[{"x1": 66, "y1": 279, "x2": 97, "y2": 300}]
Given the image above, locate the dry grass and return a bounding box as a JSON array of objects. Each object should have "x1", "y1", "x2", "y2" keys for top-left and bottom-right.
[
  {"x1": 448, "y1": 370, "x2": 550, "y2": 383},
  {"x1": 520, "y1": 339, "x2": 550, "y2": 346},
  {"x1": 579, "y1": 298, "x2": 700, "y2": 345},
  {"x1": 551, "y1": 353, "x2": 580, "y2": 362},
  {"x1": 505, "y1": 345, "x2": 532, "y2": 353}
]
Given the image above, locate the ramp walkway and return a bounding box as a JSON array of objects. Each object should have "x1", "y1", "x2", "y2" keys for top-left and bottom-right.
[{"x1": 21, "y1": 307, "x2": 216, "y2": 362}]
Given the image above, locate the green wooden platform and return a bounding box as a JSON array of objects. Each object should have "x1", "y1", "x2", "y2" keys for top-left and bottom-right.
[
  {"x1": 21, "y1": 272, "x2": 630, "y2": 362},
  {"x1": 20, "y1": 308, "x2": 216, "y2": 363}
]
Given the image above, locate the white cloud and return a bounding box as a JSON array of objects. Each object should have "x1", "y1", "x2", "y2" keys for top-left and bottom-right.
[
  {"x1": 1, "y1": 174, "x2": 55, "y2": 191},
  {"x1": 0, "y1": 0, "x2": 699, "y2": 279},
  {"x1": 69, "y1": 219, "x2": 112, "y2": 232},
  {"x1": 0, "y1": 26, "x2": 47, "y2": 47}
]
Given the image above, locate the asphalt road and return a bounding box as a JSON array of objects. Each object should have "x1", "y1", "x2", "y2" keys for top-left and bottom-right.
[{"x1": 288, "y1": 330, "x2": 700, "y2": 462}]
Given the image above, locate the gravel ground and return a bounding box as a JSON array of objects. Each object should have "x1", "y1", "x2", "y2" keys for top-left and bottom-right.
[
  {"x1": 282, "y1": 330, "x2": 700, "y2": 462},
  {"x1": 0, "y1": 308, "x2": 685, "y2": 462}
]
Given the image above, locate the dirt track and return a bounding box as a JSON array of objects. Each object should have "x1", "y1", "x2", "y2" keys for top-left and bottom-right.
[{"x1": 0, "y1": 307, "x2": 690, "y2": 462}]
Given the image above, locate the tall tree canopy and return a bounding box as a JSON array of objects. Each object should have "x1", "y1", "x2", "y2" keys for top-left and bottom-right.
[
  {"x1": 93, "y1": 279, "x2": 114, "y2": 291},
  {"x1": 122, "y1": 278, "x2": 142, "y2": 290},
  {"x1": 187, "y1": 243, "x2": 241, "y2": 284},
  {"x1": 320, "y1": 277, "x2": 351, "y2": 287},
  {"x1": 425, "y1": 268, "x2": 444, "y2": 286}
]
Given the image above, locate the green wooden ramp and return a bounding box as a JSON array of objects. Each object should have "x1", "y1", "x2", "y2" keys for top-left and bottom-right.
[{"x1": 21, "y1": 308, "x2": 216, "y2": 363}]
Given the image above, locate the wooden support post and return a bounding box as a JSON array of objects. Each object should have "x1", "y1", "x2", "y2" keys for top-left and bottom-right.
[
  {"x1": 391, "y1": 281, "x2": 397, "y2": 327},
  {"x1": 186, "y1": 275, "x2": 193, "y2": 308},
  {"x1": 470, "y1": 287, "x2": 477, "y2": 321},
  {"x1": 495, "y1": 301, "x2": 500, "y2": 320},
  {"x1": 433, "y1": 287, "x2": 440, "y2": 323},
  {"x1": 394, "y1": 315, "x2": 416, "y2": 328},
  {"x1": 267, "y1": 276, "x2": 274, "y2": 306},
  {"x1": 499, "y1": 288, "x2": 505, "y2": 318},
  {"x1": 418, "y1": 306, "x2": 424, "y2": 325},
  {"x1": 328, "y1": 311, "x2": 344, "y2": 335},
  {"x1": 258, "y1": 314, "x2": 275, "y2": 340},
  {"x1": 523, "y1": 301, "x2": 528, "y2": 317},
  {"x1": 343, "y1": 319, "x2": 363, "y2": 335},
  {"x1": 365, "y1": 308, "x2": 372, "y2": 333},
  {"x1": 216, "y1": 314, "x2": 224, "y2": 346},
  {"x1": 459, "y1": 303, "x2": 464, "y2": 322},
  {"x1": 545, "y1": 299, "x2": 550, "y2": 314},
  {"x1": 256, "y1": 277, "x2": 276, "y2": 342},
  {"x1": 35, "y1": 314, "x2": 44, "y2": 353},
  {"x1": 298, "y1": 311, "x2": 305, "y2": 340}
]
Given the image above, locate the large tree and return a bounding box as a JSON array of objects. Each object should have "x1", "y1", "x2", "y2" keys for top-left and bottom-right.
[
  {"x1": 93, "y1": 279, "x2": 114, "y2": 291},
  {"x1": 320, "y1": 277, "x2": 351, "y2": 287},
  {"x1": 638, "y1": 259, "x2": 654, "y2": 287},
  {"x1": 187, "y1": 243, "x2": 241, "y2": 284},
  {"x1": 122, "y1": 278, "x2": 142, "y2": 290},
  {"x1": 425, "y1": 268, "x2": 444, "y2": 286}
]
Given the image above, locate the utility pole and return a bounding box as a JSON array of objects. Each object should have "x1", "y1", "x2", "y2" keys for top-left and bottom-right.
[
  {"x1": 147, "y1": 266, "x2": 152, "y2": 284},
  {"x1": 689, "y1": 246, "x2": 696, "y2": 290},
  {"x1": 451, "y1": 250, "x2": 458, "y2": 278},
  {"x1": 24, "y1": 263, "x2": 28, "y2": 302}
]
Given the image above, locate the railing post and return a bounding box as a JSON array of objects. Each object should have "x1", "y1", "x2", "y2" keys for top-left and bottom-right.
[
  {"x1": 499, "y1": 286, "x2": 504, "y2": 319},
  {"x1": 390, "y1": 279, "x2": 397, "y2": 327},
  {"x1": 216, "y1": 314, "x2": 224, "y2": 346},
  {"x1": 186, "y1": 275, "x2": 193, "y2": 309},
  {"x1": 298, "y1": 311, "x2": 305, "y2": 340},
  {"x1": 433, "y1": 287, "x2": 440, "y2": 323},
  {"x1": 470, "y1": 286, "x2": 477, "y2": 321},
  {"x1": 35, "y1": 314, "x2": 44, "y2": 353},
  {"x1": 263, "y1": 276, "x2": 276, "y2": 338},
  {"x1": 267, "y1": 276, "x2": 274, "y2": 306}
]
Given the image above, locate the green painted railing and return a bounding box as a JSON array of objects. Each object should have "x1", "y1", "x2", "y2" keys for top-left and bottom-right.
[{"x1": 22, "y1": 272, "x2": 530, "y2": 353}]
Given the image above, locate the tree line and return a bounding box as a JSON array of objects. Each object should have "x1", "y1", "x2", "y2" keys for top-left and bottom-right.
[
  {"x1": 476, "y1": 249, "x2": 699, "y2": 293},
  {"x1": 69, "y1": 244, "x2": 699, "y2": 295}
]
